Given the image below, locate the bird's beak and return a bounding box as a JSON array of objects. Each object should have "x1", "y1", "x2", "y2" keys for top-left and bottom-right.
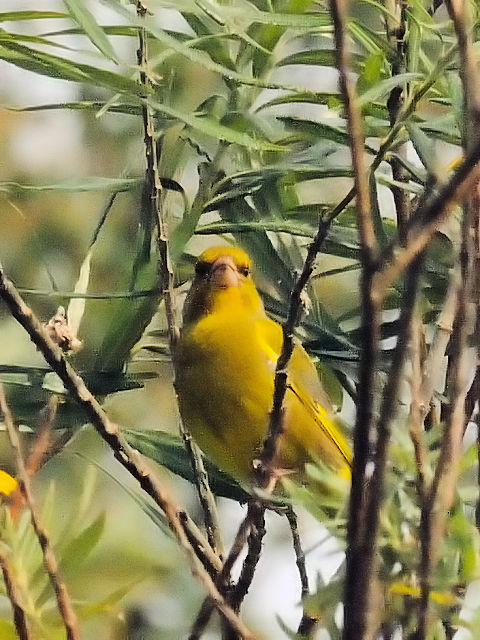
[{"x1": 208, "y1": 255, "x2": 240, "y2": 288}]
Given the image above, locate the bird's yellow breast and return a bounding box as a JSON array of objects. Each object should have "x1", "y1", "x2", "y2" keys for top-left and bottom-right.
[{"x1": 176, "y1": 285, "x2": 351, "y2": 483}]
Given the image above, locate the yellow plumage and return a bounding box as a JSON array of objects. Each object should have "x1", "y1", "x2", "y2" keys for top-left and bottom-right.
[{"x1": 175, "y1": 246, "x2": 351, "y2": 485}]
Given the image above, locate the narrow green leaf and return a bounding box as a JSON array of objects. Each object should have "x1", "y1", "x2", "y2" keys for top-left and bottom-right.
[
  {"x1": 0, "y1": 11, "x2": 68, "y2": 21},
  {"x1": 67, "y1": 249, "x2": 92, "y2": 336},
  {"x1": 196, "y1": 220, "x2": 314, "y2": 237},
  {"x1": 0, "y1": 29, "x2": 75, "y2": 51},
  {"x1": 151, "y1": 100, "x2": 281, "y2": 151},
  {"x1": 278, "y1": 117, "x2": 378, "y2": 154},
  {"x1": 278, "y1": 49, "x2": 365, "y2": 71},
  {"x1": 358, "y1": 73, "x2": 424, "y2": 106},
  {"x1": 125, "y1": 429, "x2": 249, "y2": 502},
  {"x1": 6, "y1": 101, "x2": 142, "y2": 116},
  {"x1": 0, "y1": 40, "x2": 148, "y2": 97},
  {"x1": 0, "y1": 177, "x2": 143, "y2": 193},
  {"x1": 62, "y1": 0, "x2": 118, "y2": 62}
]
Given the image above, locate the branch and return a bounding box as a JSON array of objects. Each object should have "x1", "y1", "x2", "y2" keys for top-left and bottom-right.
[
  {"x1": 0, "y1": 548, "x2": 32, "y2": 640},
  {"x1": 285, "y1": 508, "x2": 317, "y2": 638},
  {"x1": 327, "y1": 2, "x2": 384, "y2": 639},
  {"x1": 135, "y1": 2, "x2": 223, "y2": 561},
  {"x1": 0, "y1": 264, "x2": 252, "y2": 640},
  {"x1": 386, "y1": 0, "x2": 411, "y2": 242},
  {"x1": 417, "y1": 200, "x2": 475, "y2": 640},
  {"x1": 0, "y1": 384, "x2": 81, "y2": 640},
  {"x1": 373, "y1": 140, "x2": 480, "y2": 300},
  {"x1": 189, "y1": 510, "x2": 253, "y2": 640}
]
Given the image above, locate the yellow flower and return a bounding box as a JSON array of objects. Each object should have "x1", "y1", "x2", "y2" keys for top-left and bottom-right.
[
  {"x1": 0, "y1": 470, "x2": 17, "y2": 497},
  {"x1": 175, "y1": 246, "x2": 351, "y2": 485}
]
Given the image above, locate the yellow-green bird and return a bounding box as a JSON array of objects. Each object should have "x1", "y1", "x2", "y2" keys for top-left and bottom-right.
[{"x1": 175, "y1": 246, "x2": 351, "y2": 486}]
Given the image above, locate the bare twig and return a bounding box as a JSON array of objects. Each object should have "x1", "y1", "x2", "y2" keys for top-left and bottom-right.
[
  {"x1": 0, "y1": 265, "x2": 252, "y2": 639},
  {"x1": 386, "y1": 0, "x2": 410, "y2": 243},
  {"x1": 416, "y1": 4, "x2": 480, "y2": 633},
  {"x1": 408, "y1": 315, "x2": 429, "y2": 504},
  {"x1": 180, "y1": 425, "x2": 224, "y2": 558},
  {"x1": 229, "y1": 505, "x2": 266, "y2": 613},
  {"x1": 285, "y1": 508, "x2": 317, "y2": 637},
  {"x1": 136, "y1": 2, "x2": 223, "y2": 561},
  {"x1": 0, "y1": 384, "x2": 81, "y2": 640},
  {"x1": 373, "y1": 141, "x2": 480, "y2": 300},
  {"x1": 0, "y1": 549, "x2": 32, "y2": 640},
  {"x1": 189, "y1": 510, "x2": 253, "y2": 640},
  {"x1": 417, "y1": 202, "x2": 475, "y2": 640},
  {"x1": 419, "y1": 275, "x2": 459, "y2": 421}
]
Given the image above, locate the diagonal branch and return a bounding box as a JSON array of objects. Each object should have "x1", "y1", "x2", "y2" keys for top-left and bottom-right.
[
  {"x1": 135, "y1": 1, "x2": 223, "y2": 561},
  {"x1": 0, "y1": 264, "x2": 252, "y2": 640}
]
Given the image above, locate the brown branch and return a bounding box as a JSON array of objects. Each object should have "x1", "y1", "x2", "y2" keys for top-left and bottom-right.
[
  {"x1": 0, "y1": 265, "x2": 252, "y2": 640},
  {"x1": 327, "y1": 2, "x2": 383, "y2": 640},
  {"x1": 417, "y1": 203, "x2": 475, "y2": 640},
  {"x1": 0, "y1": 384, "x2": 81, "y2": 640},
  {"x1": 180, "y1": 426, "x2": 224, "y2": 558},
  {"x1": 136, "y1": 3, "x2": 223, "y2": 561},
  {"x1": 229, "y1": 504, "x2": 266, "y2": 613},
  {"x1": 373, "y1": 141, "x2": 480, "y2": 300},
  {"x1": 408, "y1": 315, "x2": 429, "y2": 504},
  {"x1": 285, "y1": 508, "x2": 317, "y2": 637},
  {"x1": 189, "y1": 511, "x2": 253, "y2": 640},
  {"x1": 418, "y1": 275, "x2": 459, "y2": 422},
  {"x1": 0, "y1": 549, "x2": 32, "y2": 640},
  {"x1": 386, "y1": 0, "x2": 410, "y2": 243}
]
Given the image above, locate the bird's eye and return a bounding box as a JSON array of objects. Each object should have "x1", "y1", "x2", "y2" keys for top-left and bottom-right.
[
  {"x1": 238, "y1": 266, "x2": 250, "y2": 277},
  {"x1": 195, "y1": 261, "x2": 210, "y2": 277}
]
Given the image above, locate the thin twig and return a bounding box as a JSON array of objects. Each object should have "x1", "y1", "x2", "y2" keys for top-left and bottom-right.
[
  {"x1": 0, "y1": 265, "x2": 252, "y2": 640},
  {"x1": 189, "y1": 510, "x2": 253, "y2": 640},
  {"x1": 285, "y1": 508, "x2": 317, "y2": 637},
  {"x1": 418, "y1": 274, "x2": 459, "y2": 422},
  {"x1": 180, "y1": 425, "x2": 224, "y2": 558},
  {"x1": 136, "y1": 1, "x2": 223, "y2": 561},
  {"x1": 9, "y1": 396, "x2": 59, "y2": 522},
  {"x1": 408, "y1": 315, "x2": 429, "y2": 504},
  {"x1": 417, "y1": 203, "x2": 475, "y2": 640},
  {"x1": 0, "y1": 384, "x2": 81, "y2": 640},
  {"x1": 386, "y1": 0, "x2": 410, "y2": 243},
  {"x1": 0, "y1": 549, "x2": 32, "y2": 640},
  {"x1": 373, "y1": 140, "x2": 480, "y2": 300},
  {"x1": 229, "y1": 505, "x2": 266, "y2": 613}
]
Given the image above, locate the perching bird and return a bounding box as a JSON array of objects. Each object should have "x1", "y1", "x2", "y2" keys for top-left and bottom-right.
[{"x1": 175, "y1": 246, "x2": 351, "y2": 486}]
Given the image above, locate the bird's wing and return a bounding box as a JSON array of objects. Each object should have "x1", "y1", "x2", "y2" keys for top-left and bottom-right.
[{"x1": 257, "y1": 317, "x2": 351, "y2": 468}]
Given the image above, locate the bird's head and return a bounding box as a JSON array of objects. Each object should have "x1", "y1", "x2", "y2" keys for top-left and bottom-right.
[{"x1": 183, "y1": 246, "x2": 265, "y2": 325}]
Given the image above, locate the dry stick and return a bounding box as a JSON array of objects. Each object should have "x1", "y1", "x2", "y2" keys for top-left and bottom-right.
[
  {"x1": 0, "y1": 268, "x2": 253, "y2": 640},
  {"x1": 417, "y1": 202, "x2": 475, "y2": 640},
  {"x1": 0, "y1": 549, "x2": 32, "y2": 640},
  {"x1": 189, "y1": 511, "x2": 253, "y2": 640},
  {"x1": 229, "y1": 504, "x2": 266, "y2": 613},
  {"x1": 417, "y1": 3, "x2": 480, "y2": 634},
  {"x1": 0, "y1": 385, "x2": 81, "y2": 640},
  {"x1": 135, "y1": 1, "x2": 224, "y2": 561},
  {"x1": 285, "y1": 508, "x2": 316, "y2": 638},
  {"x1": 386, "y1": 0, "x2": 410, "y2": 243},
  {"x1": 408, "y1": 315, "x2": 429, "y2": 507},
  {"x1": 374, "y1": 140, "x2": 480, "y2": 301},
  {"x1": 328, "y1": 3, "x2": 381, "y2": 640}
]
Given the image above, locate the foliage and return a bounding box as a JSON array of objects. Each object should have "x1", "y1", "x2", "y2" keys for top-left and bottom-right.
[{"x1": 0, "y1": 0, "x2": 480, "y2": 638}]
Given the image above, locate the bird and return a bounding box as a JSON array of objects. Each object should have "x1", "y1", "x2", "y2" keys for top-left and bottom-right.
[{"x1": 174, "y1": 246, "x2": 351, "y2": 488}]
